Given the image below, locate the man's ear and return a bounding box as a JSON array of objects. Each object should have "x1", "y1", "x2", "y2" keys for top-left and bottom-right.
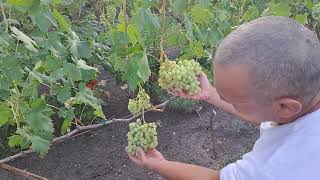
[{"x1": 273, "y1": 98, "x2": 302, "y2": 119}]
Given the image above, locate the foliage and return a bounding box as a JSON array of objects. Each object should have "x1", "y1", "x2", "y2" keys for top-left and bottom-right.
[
  {"x1": 0, "y1": 0, "x2": 105, "y2": 157},
  {"x1": 1, "y1": 0, "x2": 320, "y2": 159}
]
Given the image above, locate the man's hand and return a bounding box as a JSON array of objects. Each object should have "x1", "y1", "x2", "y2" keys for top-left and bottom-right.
[
  {"x1": 127, "y1": 147, "x2": 220, "y2": 180},
  {"x1": 177, "y1": 72, "x2": 220, "y2": 104},
  {"x1": 127, "y1": 148, "x2": 166, "y2": 170}
]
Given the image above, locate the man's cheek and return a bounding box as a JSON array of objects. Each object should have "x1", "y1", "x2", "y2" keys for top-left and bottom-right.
[{"x1": 234, "y1": 105, "x2": 258, "y2": 115}]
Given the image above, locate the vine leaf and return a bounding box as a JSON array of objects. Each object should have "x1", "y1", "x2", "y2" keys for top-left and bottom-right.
[{"x1": 10, "y1": 27, "x2": 38, "y2": 52}]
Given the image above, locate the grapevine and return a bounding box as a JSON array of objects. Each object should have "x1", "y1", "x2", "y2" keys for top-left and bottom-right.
[
  {"x1": 127, "y1": 119, "x2": 158, "y2": 156},
  {"x1": 128, "y1": 88, "x2": 152, "y2": 114},
  {"x1": 158, "y1": 59, "x2": 202, "y2": 96}
]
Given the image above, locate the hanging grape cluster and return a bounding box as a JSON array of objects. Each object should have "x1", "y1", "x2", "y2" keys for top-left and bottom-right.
[
  {"x1": 127, "y1": 119, "x2": 158, "y2": 156},
  {"x1": 128, "y1": 89, "x2": 152, "y2": 114},
  {"x1": 158, "y1": 59, "x2": 202, "y2": 96}
]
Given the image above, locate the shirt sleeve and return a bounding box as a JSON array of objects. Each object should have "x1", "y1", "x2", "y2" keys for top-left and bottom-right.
[{"x1": 220, "y1": 153, "x2": 269, "y2": 180}]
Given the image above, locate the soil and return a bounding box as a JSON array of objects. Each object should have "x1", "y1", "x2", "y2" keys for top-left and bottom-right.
[{"x1": 0, "y1": 71, "x2": 260, "y2": 180}]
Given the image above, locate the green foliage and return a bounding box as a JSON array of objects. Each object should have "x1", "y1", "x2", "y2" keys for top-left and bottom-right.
[
  {"x1": 1, "y1": 0, "x2": 319, "y2": 159},
  {"x1": 0, "y1": 0, "x2": 105, "y2": 157}
]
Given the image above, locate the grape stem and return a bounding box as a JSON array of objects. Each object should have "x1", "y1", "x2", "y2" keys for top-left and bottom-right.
[{"x1": 159, "y1": 0, "x2": 166, "y2": 63}]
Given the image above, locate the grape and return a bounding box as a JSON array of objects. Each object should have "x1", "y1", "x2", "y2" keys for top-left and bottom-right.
[
  {"x1": 158, "y1": 59, "x2": 202, "y2": 96},
  {"x1": 127, "y1": 119, "x2": 158, "y2": 156},
  {"x1": 128, "y1": 88, "x2": 152, "y2": 114}
]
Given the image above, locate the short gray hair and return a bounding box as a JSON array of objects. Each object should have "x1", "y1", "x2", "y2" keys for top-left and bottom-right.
[{"x1": 215, "y1": 16, "x2": 320, "y2": 104}]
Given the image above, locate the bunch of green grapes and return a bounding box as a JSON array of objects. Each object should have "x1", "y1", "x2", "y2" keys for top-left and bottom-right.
[
  {"x1": 127, "y1": 119, "x2": 158, "y2": 156},
  {"x1": 158, "y1": 59, "x2": 202, "y2": 96},
  {"x1": 128, "y1": 89, "x2": 152, "y2": 114}
]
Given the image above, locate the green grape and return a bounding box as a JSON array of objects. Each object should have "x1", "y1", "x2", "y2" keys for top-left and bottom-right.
[
  {"x1": 127, "y1": 119, "x2": 158, "y2": 156},
  {"x1": 128, "y1": 89, "x2": 152, "y2": 114},
  {"x1": 158, "y1": 59, "x2": 202, "y2": 95}
]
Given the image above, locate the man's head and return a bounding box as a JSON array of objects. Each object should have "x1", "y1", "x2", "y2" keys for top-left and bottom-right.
[{"x1": 214, "y1": 16, "x2": 320, "y2": 123}]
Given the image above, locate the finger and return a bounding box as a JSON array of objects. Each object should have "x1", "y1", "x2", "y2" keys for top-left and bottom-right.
[
  {"x1": 128, "y1": 154, "x2": 141, "y2": 165},
  {"x1": 177, "y1": 90, "x2": 185, "y2": 97},
  {"x1": 137, "y1": 148, "x2": 147, "y2": 162}
]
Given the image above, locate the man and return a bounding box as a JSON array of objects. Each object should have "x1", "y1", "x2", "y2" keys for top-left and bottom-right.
[{"x1": 127, "y1": 16, "x2": 320, "y2": 180}]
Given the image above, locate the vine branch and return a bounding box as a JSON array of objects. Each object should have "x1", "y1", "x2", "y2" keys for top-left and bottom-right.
[
  {"x1": 0, "y1": 163, "x2": 48, "y2": 180},
  {"x1": 159, "y1": 0, "x2": 166, "y2": 63}
]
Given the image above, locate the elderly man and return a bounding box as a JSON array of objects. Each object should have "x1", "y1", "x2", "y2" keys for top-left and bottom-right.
[{"x1": 128, "y1": 16, "x2": 320, "y2": 180}]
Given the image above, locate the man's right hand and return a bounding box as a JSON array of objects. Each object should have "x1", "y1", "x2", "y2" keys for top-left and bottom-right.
[{"x1": 177, "y1": 72, "x2": 220, "y2": 104}]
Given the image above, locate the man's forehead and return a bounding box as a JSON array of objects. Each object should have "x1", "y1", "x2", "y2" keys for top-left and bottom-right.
[{"x1": 215, "y1": 64, "x2": 254, "y2": 102}]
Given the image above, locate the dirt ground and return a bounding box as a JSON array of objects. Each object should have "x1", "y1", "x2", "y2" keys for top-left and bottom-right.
[{"x1": 0, "y1": 72, "x2": 260, "y2": 180}]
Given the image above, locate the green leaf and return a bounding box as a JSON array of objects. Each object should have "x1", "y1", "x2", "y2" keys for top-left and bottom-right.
[
  {"x1": 63, "y1": 63, "x2": 82, "y2": 81},
  {"x1": 295, "y1": 13, "x2": 308, "y2": 25},
  {"x1": 23, "y1": 81, "x2": 39, "y2": 99},
  {"x1": 132, "y1": 51, "x2": 151, "y2": 82},
  {"x1": 135, "y1": 8, "x2": 160, "y2": 31},
  {"x1": 305, "y1": 0, "x2": 313, "y2": 10},
  {"x1": 200, "y1": 0, "x2": 210, "y2": 8},
  {"x1": 25, "y1": 99, "x2": 54, "y2": 132},
  {"x1": 118, "y1": 23, "x2": 138, "y2": 45},
  {"x1": 58, "y1": 107, "x2": 75, "y2": 120},
  {"x1": 0, "y1": 57, "x2": 24, "y2": 82},
  {"x1": 57, "y1": 84, "x2": 71, "y2": 103},
  {"x1": 43, "y1": 57, "x2": 62, "y2": 72},
  {"x1": 94, "y1": 107, "x2": 106, "y2": 119},
  {"x1": 0, "y1": 103, "x2": 13, "y2": 127},
  {"x1": 76, "y1": 60, "x2": 97, "y2": 71},
  {"x1": 270, "y1": 3, "x2": 291, "y2": 17},
  {"x1": 31, "y1": 135, "x2": 50, "y2": 158},
  {"x1": 183, "y1": 13, "x2": 194, "y2": 40},
  {"x1": 52, "y1": 9, "x2": 71, "y2": 32},
  {"x1": 242, "y1": 6, "x2": 260, "y2": 22},
  {"x1": 208, "y1": 29, "x2": 224, "y2": 48},
  {"x1": 75, "y1": 91, "x2": 101, "y2": 109},
  {"x1": 10, "y1": 27, "x2": 38, "y2": 52},
  {"x1": 70, "y1": 41, "x2": 92, "y2": 59},
  {"x1": 61, "y1": 119, "x2": 72, "y2": 135},
  {"x1": 50, "y1": 68, "x2": 66, "y2": 81},
  {"x1": 80, "y1": 69, "x2": 96, "y2": 82},
  {"x1": 7, "y1": 0, "x2": 33, "y2": 7},
  {"x1": 25, "y1": 67, "x2": 52, "y2": 84},
  {"x1": 173, "y1": 0, "x2": 187, "y2": 13},
  {"x1": 8, "y1": 135, "x2": 23, "y2": 147},
  {"x1": 190, "y1": 5, "x2": 212, "y2": 25}
]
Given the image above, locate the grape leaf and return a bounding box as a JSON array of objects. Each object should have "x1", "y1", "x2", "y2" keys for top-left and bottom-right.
[
  {"x1": 57, "y1": 84, "x2": 71, "y2": 103},
  {"x1": 173, "y1": 0, "x2": 187, "y2": 13},
  {"x1": 208, "y1": 29, "x2": 224, "y2": 48},
  {"x1": 23, "y1": 81, "x2": 39, "y2": 99},
  {"x1": 31, "y1": 135, "x2": 50, "y2": 158},
  {"x1": 52, "y1": 9, "x2": 71, "y2": 32},
  {"x1": 134, "y1": 8, "x2": 160, "y2": 32},
  {"x1": 63, "y1": 63, "x2": 82, "y2": 81},
  {"x1": 61, "y1": 119, "x2": 72, "y2": 135},
  {"x1": 76, "y1": 60, "x2": 98, "y2": 71},
  {"x1": 10, "y1": 27, "x2": 38, "y2": 52},
  {"x1": 7, "y1": 0, "x2": 33, "y2": 7},
  {"x1": 295, "y1": 13, "x2": 308, "y2": 25},
  {"x1": 0, "y1": 103, "x2": 13, "y2": 127},
  {"x1": 305, "y1": 0, "x2": 313, "y2": 10},
  {"x1": 58, "y1": 107, "x2": 75, "y2": 120},
  {"x1": 25, "y1": 99, "x2": 54, "y2": 132},
  {"x1": 70, "y1": 40, "x2": 92, "y2": 59},
  {"x1": 270, "y1": 3, "x2": 291, "y2": 17},
  {"x1": 8, "y1": 135, "x2": 23, "y2": 147}
]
